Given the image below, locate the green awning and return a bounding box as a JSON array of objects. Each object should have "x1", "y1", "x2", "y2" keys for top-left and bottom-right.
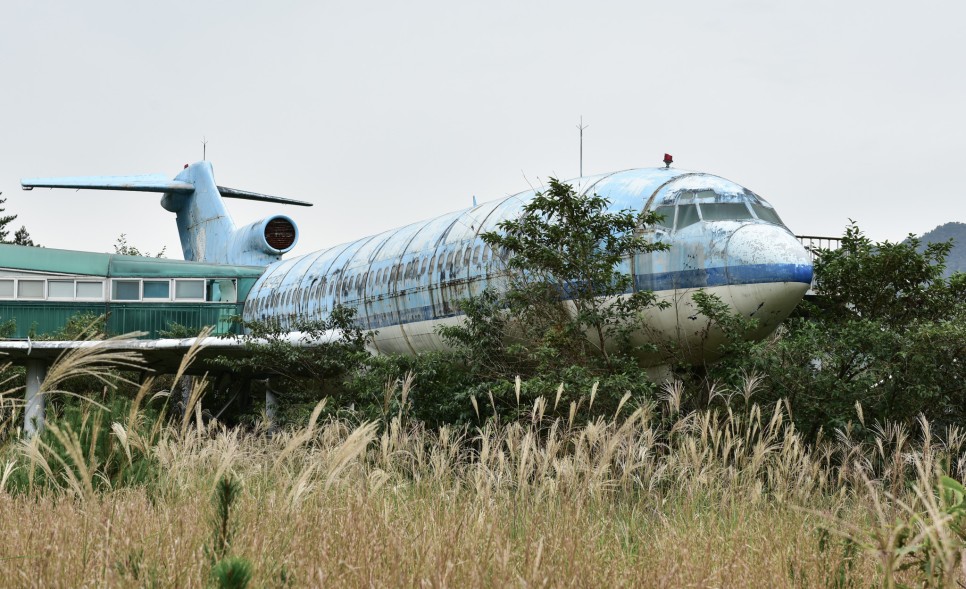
[{"x1": 0, "y1": 244, "x2": 266, "y2": 279}]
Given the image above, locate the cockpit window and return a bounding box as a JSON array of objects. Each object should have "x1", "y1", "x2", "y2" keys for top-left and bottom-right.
[
  {"x1": 752, "y1": 203, "x2": 784, "y2": 226},
  {"x1": 676, "y1": 204, "x2": 700, "y2": 230},
  {"x1": 694, "y1": 189, "x2": 717, "y2": 201},
  {"x1": 652, "y1": 206, "x2": 675, "y2": 229},
  {"x1": 699, "y1": 202, "x2": 754, "y2": 221},
  {"x1": 655, "y1": 185, "x2": 787, "y2": 232}
]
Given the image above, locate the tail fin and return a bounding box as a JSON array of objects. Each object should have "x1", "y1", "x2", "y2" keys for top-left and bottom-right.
[{"x1": 22, "y1": 161, "x2": 311, "y2": 266}]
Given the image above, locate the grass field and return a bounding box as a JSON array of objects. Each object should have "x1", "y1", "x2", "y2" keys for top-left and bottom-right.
[{"x1": 0, "y1": 347, "x2": 964, "y2": 587}]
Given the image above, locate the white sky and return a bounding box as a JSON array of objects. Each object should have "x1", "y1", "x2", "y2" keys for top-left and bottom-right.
[{"x1": 1, "y1": 1, "x2": 963, "y2": 259}]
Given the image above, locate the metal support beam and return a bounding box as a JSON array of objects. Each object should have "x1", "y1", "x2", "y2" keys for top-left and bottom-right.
[{"x1": 24, "y1": 359, "x2": 47, "y2": 437}]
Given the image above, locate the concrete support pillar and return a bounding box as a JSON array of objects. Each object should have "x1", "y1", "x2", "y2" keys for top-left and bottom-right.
[
  {"x1": 24, "y1": 359, "x2": 47, "y2": 437},
  {"x1": 179, "y1": 375, "x2": 193, "y2": 417},
  {"x1": 265, "y1": 382, "x2": 278, "y2": 424}
]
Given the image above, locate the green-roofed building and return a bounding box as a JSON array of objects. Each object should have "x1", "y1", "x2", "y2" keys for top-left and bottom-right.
[{"x1": 0, "y1": 244, "x2": 267, "y2": 338}]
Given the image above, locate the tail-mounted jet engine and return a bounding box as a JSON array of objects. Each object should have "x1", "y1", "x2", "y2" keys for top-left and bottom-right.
[
  {"x1": 228, "y1": 215, "x2": 299, "y2": 260},
  {"x1": 21, "y1": 161, "x2": 312, "y2": 267}
]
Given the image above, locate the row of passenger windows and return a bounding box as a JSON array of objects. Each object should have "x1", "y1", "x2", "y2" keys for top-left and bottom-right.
[
  {"x1": 248, "y1": 242, "x2": 505, "y2": 314},
  {"x1": 652, "y1": 201, "x2": 784, "y2": 231},
  {"x1": 0, "y1": 278, "x2": 238, "y2": 303}
]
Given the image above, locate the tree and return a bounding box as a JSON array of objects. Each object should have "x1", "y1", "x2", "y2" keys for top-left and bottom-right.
[
  {"x1": 478, "y1": 177, "x2": 668, "y2": 369},
  {"x1": 113, "y1": 234, "x2": 166, "y2": 258},
  {"x1": 437, "y1": 178, "x2": 668, "y2": 419},
  {"x1": 714, "y1": 222, "x2": 966, "y2": 436},
  {"x1": 210, "y1": 306, "x2": 371, "y2": 424},
  {"x1": 13, "y1": 226, "x2": 38, "y2": 247},
  {"x1": 0, "y1": 195, "x2": 39, "y2": 247}
]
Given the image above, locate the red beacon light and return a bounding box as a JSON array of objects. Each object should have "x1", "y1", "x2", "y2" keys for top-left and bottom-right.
[{"x1": 663, "y1": 153, "x2": 673, "y2": 168}]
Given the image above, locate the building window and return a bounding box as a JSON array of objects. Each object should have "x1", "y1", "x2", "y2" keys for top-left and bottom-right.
[
  {"x1": 143, "y1": 280, "x2": 171, "y2": 300},
  {"x1": 208, "y1": 279, "x2": 237, "y2": 303},
  {"x1": 48, "y1": 280, "x2": 75, "y2": 299},
  {"x1": 174, "y1": 279, "x2": 204, "y2": 301},
  {"x1": 0, "y1": 280, "x2": 13, "y2": 298},
  {"x1": 112, "y1": 280, "x2": 140, "y2": 301},
  {"x1": 18, "y1": 280, "x2": 44, "y2": 299},
  {"x1": 76, "y1": 281, "x2": 104, "y2": 299}
]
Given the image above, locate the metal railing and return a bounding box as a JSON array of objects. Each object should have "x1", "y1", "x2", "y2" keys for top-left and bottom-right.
[
  {"x1": 796, "y1": 235, "x2": 842, "y2": 263},
  {"x1": 0, "y1": 302, "x2": 245, "y2": 339}
]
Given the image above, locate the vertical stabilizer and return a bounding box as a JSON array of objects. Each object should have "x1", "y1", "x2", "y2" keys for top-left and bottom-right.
[{"x1": 160, "y1": 162, "x2": 236, "y2": 263}]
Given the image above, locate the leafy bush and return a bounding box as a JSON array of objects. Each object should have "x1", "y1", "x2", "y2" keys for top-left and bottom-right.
[{"x1": 708, "y1": 223, "x2": 966, "y2": 437}]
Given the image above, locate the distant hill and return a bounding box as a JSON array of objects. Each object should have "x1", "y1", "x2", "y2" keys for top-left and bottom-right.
[{"x1": 917, "y1": 222, "x2": 966, "y2": 278}]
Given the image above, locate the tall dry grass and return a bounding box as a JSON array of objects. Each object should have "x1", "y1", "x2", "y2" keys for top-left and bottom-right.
[{"x1": 0, "y1": 357, "x2": 965, "y2": 587}]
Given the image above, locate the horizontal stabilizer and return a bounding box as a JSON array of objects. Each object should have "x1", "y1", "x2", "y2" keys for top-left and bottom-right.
[
  {"x1": 20, "y1": 175, "x2": 313, "y2": 207},
  {"x1": 217, "y1": 185, "x2": 313, "y2": 207},
  {"x1": 21, "y1": 174, "x2": 195, "y2": 193}
]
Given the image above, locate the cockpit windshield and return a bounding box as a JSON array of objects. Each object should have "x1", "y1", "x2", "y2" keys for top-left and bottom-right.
[{"x1": 651, "y1": 187, "x2": 786, "y2": 231}]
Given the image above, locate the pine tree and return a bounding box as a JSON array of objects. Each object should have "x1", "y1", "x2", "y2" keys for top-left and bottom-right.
[
  {"x1": 13, "y1": 226, "x2": 37, "y2": 247},
  {"x1": 0, "y1": 197, "x2": 18, "y2": 243}
]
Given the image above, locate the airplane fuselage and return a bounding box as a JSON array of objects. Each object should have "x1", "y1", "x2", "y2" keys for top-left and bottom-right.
[{"x1": 243, "y1": 168, "x2": 812, "y2": 360}]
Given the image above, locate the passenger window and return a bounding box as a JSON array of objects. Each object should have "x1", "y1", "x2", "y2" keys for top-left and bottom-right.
[
  {"x1": 699, "y1": 203, "x2": 754, "y2": 221},
  {"x1": 652, "y1": 206, "x2": 675, "y2": 229},
  {"x1": 143, "y1": 280, "x2": 170, "y2": 300},
  {"x1": 675, "y1": 204, "x2": 700, "y2": 230},
  {"x1": 752, "y1": 203, "x2": 785, "y2": 226}
]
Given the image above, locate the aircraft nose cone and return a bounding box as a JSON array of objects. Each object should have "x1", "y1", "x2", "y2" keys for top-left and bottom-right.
[
  {"x1": 722, "y1": 224, "x2": 813, "y2": 331},
  {"x1": 724, "y1": 224, "x2": 813, "y2": 284}
]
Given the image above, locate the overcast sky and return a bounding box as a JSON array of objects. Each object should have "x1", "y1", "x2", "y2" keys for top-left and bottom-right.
[{"x1": 1, "y1": 1, "x2": 963, "y2": 259}]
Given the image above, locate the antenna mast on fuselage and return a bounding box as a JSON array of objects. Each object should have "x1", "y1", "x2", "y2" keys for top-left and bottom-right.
[{"x1": 576, "y1": 116, "x2": 589, "y2": 178}]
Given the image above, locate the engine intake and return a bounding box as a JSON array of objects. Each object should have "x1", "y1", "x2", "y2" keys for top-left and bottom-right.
[
  {"x1": 264, "y1": 217, "x2": 297, "y2": 250},
  {"x1": 228, "y1": 214, "x2": 300, "y2": 265}
]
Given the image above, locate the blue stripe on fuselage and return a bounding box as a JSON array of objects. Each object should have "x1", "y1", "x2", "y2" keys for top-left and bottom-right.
[
  {"x1": 634, "y1": 263, "x2": 813, "y2": 292},
  {"x1": 349, "y1": 262, "x2": 813, "y2": 330}
]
